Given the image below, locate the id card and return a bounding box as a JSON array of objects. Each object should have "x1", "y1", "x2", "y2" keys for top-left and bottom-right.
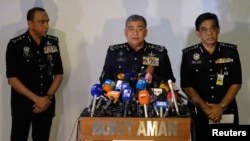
[{"x1": 216, "y1": 74, "x2": 224, "y2": 86}]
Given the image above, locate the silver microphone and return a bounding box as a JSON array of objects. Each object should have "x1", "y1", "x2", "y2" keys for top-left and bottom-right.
[{"x1": 168, "y1": 79, "x2": 180, "y2": 116}]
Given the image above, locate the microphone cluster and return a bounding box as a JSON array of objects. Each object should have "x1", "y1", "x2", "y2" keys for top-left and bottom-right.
[{"x1": 81, "y1": 71, "x2": 190, "y2": 118}]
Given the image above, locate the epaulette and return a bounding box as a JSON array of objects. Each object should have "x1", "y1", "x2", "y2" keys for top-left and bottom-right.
[
  {"x1": 218, "y1": 42, "x2": 237, "y2": 50},
  {"x1": 109, "y1": 43, "x2": 128, "y2": 51},
  {"x1": 145, "y1": 43, "x2": 165, "y2": 52},
  {"x1": 10, "y1": 34, "x2": 27, "y2": 44},
  {"x1": 182, "y1": 44, "x2": 200, "y2": 53},
  {"x1": 46, "y1": 35, "x2": 58, "y2": 42}
]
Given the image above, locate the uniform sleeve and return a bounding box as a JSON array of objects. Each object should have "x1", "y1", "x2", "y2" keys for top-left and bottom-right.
[
  {"x1": 180, "y1": 52, "x2": 192, "y2": 88},
  {"x1": 52, "y1": 40, "x2": 64, "y2": 75},
  {"x1": 6, "y1": 41, "x2": 20, "y2": 77},
  {"x1": 230, "y1": 49, "x2": 242, "y2": 84},
  {"x1": 99, "y1": 48, "x2": 115, "y2": 83},
  {"x1": 159, "y1": 48, "x2": 176, "y2": 82}
]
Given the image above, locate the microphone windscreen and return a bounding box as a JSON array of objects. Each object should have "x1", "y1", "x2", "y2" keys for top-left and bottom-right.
[
  {"x1": 102, "y1": 84, "x2": 113, "y2": 93},
  {"x1": 136, "y1": 78, "x2": 147, "y2": 90},
  {"x1": 145, "y1": 72, "x2": 153, "y2": 84},
  {"x1": 117, "y1": 73, "x2": 125, "y2": 80},
  {"x1": 103, "y1": 79, "x2": 115, "y2": 88},
  {"x1": 167, "y1": 91, "x2": 179, "y2": 99},
  {"x1": 124, "y1": 72, "x2": 135, "y2": 78},
  {"x1": 138, "y1": 90, "x2": 150, "y2": 105},
  {"x1": 90, "y1": 84, "x2": 102, "y2": 96},
  {"x1": 146, "y1": 65, "x2": 154, "y2": 74},
  {"x1": 159, "y1": 83, "x2": 170, "y2": 92},
  {"x1": 124, "y1": 72, "x2": 135, "y2": 83},
  {"x1": 106, "y1": 91, "x2": 121, "y2": 103}
]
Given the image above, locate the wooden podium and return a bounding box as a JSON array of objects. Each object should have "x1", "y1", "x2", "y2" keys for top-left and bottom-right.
[{"x1": 80, "y1": 117, "x2": 190, "y2": 141}]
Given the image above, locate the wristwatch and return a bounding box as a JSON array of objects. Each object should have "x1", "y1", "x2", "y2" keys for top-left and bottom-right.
[
  {"x1": 219, "y1": 103, "x2": 227, "y2": 111},
  {"x1": 46, "y1": 94, "x2": 54, "y2": 100}
]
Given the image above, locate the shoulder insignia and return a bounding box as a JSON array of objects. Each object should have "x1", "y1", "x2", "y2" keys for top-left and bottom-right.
[
  {"x1": 109, "y1": 43, "x2": 128, "y2": 51},
  {"x1": 10, "y1": 34, "x2": 27, "y2": 44},
  {"x1": 145, "y1": 43, "x2": 165, "y2": 52},
  {"x1": 46, "y1": 35, "x2": 58, "y2": 42},
  {"x1": 182, "y1": 44, "x2": 200, "y2": 53},
  {"x1": 218, "y1": 42, "x2": 237, "y2": 50}
]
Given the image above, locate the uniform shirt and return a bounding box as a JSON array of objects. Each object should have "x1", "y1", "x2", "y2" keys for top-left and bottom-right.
[
  {"x1": 180, "y1": 42, "x2": 242, "y2": 107},
  {"x1": 6, "y1": 31, "x2": 64, "y2": 119},
  {"x1": 99, "y1": 41, "x2": 175, "y2": 85}
]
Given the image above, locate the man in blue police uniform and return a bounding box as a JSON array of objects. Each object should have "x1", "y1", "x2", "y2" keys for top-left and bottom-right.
[
  {"x1": 180, "y1": 12, "x2": 242, "y2": 141},
  {"x1": 99, "y1": 14, "x2": 176, "y2": 87},
  {"x1": 6, "y1": 7, "x2": 63, "y2": 141}
]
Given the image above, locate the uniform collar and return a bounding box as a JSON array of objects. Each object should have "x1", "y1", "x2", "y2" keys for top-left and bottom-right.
[
  {"x1": 127, "y1": 41, "x2": 148, "y2": 52},
  {"x1": 199, "y1": 42, "x2": 221, "y2": 54},
  {"x1": 26, "y1": 31, "x2": 47, "y2": 44}
]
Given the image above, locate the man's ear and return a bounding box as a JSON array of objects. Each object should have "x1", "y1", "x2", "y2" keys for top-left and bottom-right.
[
  {"x1": 195, "y1": 30, "x2": 201, "y2": 38},
  {"x1": 124, "y1": 28, "x2": 127, "y2": 36},
  {"x1": 27, "y1": 20, "x2": 32, "y2": 27},
  {"x1": 217, "y1": 27, "x2": 220, "y2": 34}
]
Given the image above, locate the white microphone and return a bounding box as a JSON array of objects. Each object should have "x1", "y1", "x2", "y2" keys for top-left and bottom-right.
[{"x1": 168, "y1": 79, "x2": 180, "y2": 116}]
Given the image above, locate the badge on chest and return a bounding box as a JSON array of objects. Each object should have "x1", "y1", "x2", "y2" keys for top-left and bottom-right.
[{"x1": 142, "y1": 56, "x2": 159, "y2": 66}]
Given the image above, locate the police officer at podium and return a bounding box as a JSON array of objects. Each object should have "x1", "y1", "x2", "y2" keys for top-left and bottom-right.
[
  {"x1": 99, "y1": 14, "x2": 176, "y2": 86},
  {"x1": 180, "y1": 12, "x2": 242, "y2": 141}
]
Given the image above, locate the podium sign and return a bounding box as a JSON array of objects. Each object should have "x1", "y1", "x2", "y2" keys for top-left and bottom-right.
[{"x1": 80, "y1": 117, "x2": 190, "y2": 141}]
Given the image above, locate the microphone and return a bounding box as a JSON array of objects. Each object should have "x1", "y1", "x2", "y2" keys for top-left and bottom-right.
[
  {"x1": 117, "y1": 73, "x2": 125, "y2": 80},
  {"x1": 95, "y1": 95, "x2": 108, "y2": 110},
  {"x1": 145, "y1": 65, "x2": 154, "y2": 84},
  {"x1": 90, "y1": 83, "x2": 102, "y2": 117},
  {"x1": 148, "y1": 89, "x2": 159, "y2": 117},
  {"x1": 103, "y1": 79, "x2": 115, "y2": 89},
  {"x1": 159, "y1": 82, "x2": 170, "y2": 93},
  {"x1": 134, "y1": 78, "x2": 147, "y2": 101},
  {"x1": 102, "y1": 84, "x2": 113, "y2": 94},
  {"x1": 123, "y1": 72, "x2": 137, "y2": 88},
  {"x1": 124, "y1": 72, "x2": 135, "y2": 79},
  {"x1": 168, "y1": 79, "x2": 180, "y2": 116},
  {"x1": 138, "y1": 90, "x2": 150, "y2": 118},
  {"x1": 155, "y1": 89, "x2": 167, "y2": 118},
  {"x1": 136, "y1": 78, "x2": 147, "y2": 90},
  {"x1": 121, "y1": 82, "x2": 130, "y2": 92},
  {"x1": 115, "y1": 73, "x2": 125, "y2": 91},
  {"x1": 102, "y1": 91, "x2": 121, "y2": 110},
  {"x1": 115, "y1": 80, "x2": 123, "y2": 91},
  {"x1": 122, "y1": 87, "x2": 133, "y2": 117}
]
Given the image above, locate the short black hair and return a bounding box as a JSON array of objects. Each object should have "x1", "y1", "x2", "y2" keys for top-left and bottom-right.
[
  {"x1": 27, "y1": 7, "x2": 46, "y2": 21},
  {"x1": 125, "y1": 14, "x2": 147, "y2": 28},
  {"x1": 195, "y1": 12, "x2": 219, "y2": 31}
]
